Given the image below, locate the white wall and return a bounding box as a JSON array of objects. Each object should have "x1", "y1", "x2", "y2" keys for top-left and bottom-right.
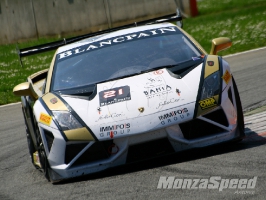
[{"x1": 0, "y1": 0, "x2": 177, "y2": 44}]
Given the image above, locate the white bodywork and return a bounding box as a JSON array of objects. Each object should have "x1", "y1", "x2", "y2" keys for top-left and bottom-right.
[
  {"x1": 30, "y1": 23, "x2": 241, "y2": 181},
  {"x1": 33, "y1": 63, "x2": 240, "y2": 180}
]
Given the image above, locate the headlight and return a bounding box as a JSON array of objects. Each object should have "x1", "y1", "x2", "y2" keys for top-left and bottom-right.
[
  {"x1": 200, "y1": 71, "x2": 220, "y2": 100},
  {"x1": 53, "y1": 111, "x2": 83, "y2": 131}
]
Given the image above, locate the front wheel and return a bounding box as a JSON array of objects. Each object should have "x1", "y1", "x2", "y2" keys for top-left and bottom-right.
[
  {"x1": 22, "y1": 107, "x2": 37, "y2": 167},
  {"x1": 34, "y1": 118, "x2": 51, "y2": 181},
  {"x1": 233, "y1": 77, "x2": 245, "y2": 142}
]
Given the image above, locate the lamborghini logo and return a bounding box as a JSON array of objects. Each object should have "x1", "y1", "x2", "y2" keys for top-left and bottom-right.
[{"x1": 138, "y1": 107, "x2": 144, "y2": 113}]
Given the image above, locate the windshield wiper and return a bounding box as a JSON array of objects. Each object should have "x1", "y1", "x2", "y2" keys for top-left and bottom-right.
[
  {"x1": 141, "y1": 57, "x2": 203, "y2": 74},
  {"x1": 55, "y1": 84, "x2": 95, "y2": 97},
  {"x1": 169, "y1": 57, "x2": 204, "y2": 77},
  {"x1": 62, "y1": 57, "x2": 204, "y2": 92},
  {"x1": 99, "y1": 57, "x2": 204, "y2": 83}
]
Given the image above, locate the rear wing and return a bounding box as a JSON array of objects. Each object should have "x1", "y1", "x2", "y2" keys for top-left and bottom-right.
[{"x1": 17, "y1": 10, "x2": 182, "y2": 66}]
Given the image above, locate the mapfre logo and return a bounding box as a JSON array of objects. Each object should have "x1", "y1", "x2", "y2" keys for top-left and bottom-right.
[{"x1": 199, "y1": 97, "x2": 217, "y2": 110}]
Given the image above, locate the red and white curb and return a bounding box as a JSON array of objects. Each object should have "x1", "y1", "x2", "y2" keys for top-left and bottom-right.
[{"x1": 244, "y1": 111, "x2": 266, "y2": 141}]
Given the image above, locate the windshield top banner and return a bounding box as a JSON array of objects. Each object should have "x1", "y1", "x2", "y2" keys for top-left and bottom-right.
[{"x1": 56, "y1": 26, "x2": 180, "y2": 62}]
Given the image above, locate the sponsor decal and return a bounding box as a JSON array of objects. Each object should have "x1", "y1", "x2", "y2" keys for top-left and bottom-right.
[
  {"x1": 207, "y1": 61, "x2": 214, "y2": 66},
  {"x1": 97, "y1": 107, "x2": 101, "y2": 114},
  {"x1": 157, "y1": 176, "x2": 257, "y2": 193},
  {"x1": 192, "y1": 56, "x2": 201, "y2": 61},
  {"x1": 199, "y1": 97, "x2": 217, "y2": 110},
  {"x1": 39, "y1": 113, "x2": 52, "y2": 126},
  {"x1": 110, "y1": 131, "x2": 114, "y2": 139},
  {"x1": 95, "y1": 113, "x2": 125, "y2": 122},
  {"x1": 99, "y1": 123, "x2": 130, "y2": 137},
  {"x1": 156, "y1": 98, "x2": 182, "y2": 109},
  {"x1": 176, "y1": 89, "x2": 181, "y2": 96},
  {"x1": 57, "y1": 27, "x2": 178, "y2": 61},
  {"x1": 153, "y1": 69, "x2": 164, "y2": 75},
  {"x1": 144, "y1": 85, "x2": 172, "y2": 99},
  {"x1": 50, "y1": 97, "x2": 58, "y2": 104},
  {"x1": 158, "y1": 108, "x2": 190, "y2": 125},
  {"x1": 145, "y1": 77, "x2": 163, "y2": 87},
  {"x1": 222, "y1": 70, "x2": 232, "y2": 84},
  {"x1": 99, "y1": 85, "x2": 131, "y2": 107}
]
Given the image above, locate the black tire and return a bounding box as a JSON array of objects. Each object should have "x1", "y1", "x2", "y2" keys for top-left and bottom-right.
[
  {"x1": 232, "y1": 77, "x2": 245, "y2": 141},
  {"x1": 34, "y1": 117, "x2": 51, "y2": 181},
  {"x1": 22, "y1": 107, "x2": 37, "y2": 167}
]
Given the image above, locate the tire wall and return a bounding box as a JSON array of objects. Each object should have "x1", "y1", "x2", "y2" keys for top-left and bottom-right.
[{"x1": 0, "y1": 0, "x2": 177, "y2": 44}]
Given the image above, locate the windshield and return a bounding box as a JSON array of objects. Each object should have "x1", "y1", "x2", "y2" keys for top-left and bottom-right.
[{"x1": 52, "y1": 26, "x2": 201, "y2": 91}]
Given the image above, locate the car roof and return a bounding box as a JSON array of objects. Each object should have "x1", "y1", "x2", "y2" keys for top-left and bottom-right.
[{"x1": 56, "y1": 22, "x2": 179, "y2": 54}]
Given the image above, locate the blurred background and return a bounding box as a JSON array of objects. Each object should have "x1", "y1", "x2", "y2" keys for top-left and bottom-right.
[
  {"x1": 0, "y1": 0, "x2": 265, "y2": 105},
  {"x1": 0, "y1": 0, "x2": 199, "y2": 44}
]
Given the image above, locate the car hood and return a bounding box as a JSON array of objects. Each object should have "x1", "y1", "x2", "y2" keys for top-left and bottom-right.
[{"x1": 60, "y1": 64, "x2": 202, "y2": 140}]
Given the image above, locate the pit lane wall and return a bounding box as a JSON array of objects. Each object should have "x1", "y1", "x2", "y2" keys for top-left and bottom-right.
[{"x1": 0, "y1": 0, "x2": 178, "y2": 44}]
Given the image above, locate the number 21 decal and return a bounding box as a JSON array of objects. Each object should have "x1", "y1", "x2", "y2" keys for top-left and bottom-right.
[
  {"x1": 103, "y1": 88, "x2": 123, "y2": 98},
  {"x1": 99, "y1": 86, "x2": 131, "y2": 107}
]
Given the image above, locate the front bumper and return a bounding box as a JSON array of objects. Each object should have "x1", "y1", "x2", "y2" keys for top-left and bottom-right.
[{"x1": 39, "y1": 106, "x2": 240, "y2": 181}]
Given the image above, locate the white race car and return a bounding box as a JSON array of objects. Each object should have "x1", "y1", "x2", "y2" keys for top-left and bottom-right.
[{"x1": 13, "y1": 13, "x2": 244, "y2": 183}]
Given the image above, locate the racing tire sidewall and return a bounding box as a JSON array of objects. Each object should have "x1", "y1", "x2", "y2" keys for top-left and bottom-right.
[
  {"x1": 34, "y1": 116, "x2": 51, "y2": 181},
  {"x1": 232, "y1": 77, "x2": 245, "y2": 140}
]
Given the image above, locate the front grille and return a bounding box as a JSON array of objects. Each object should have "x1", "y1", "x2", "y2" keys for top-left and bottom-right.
[
  {"x1": 203, "y1": 109, "x2": 228, "y2": 127},
  {"x1": 66, "y1": 140, "x2": 113, "y2": 166},
  {"x1": 126, "y1": 138, "x2": 175, "y2": 163},
  {"x1": 65, "y1": 143, "x2": 88, "y2": 164},
  {"x1": 43, "y1": 129, "x2": 54, "y2": 152},
  {"x1": 179, "y1": 118, "x2": 225, "y2": 140}
]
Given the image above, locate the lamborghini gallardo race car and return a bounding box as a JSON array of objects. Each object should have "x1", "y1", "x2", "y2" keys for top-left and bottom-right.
[{"x1": 13, "y1": 13, "x2": 244, "y2": 182}]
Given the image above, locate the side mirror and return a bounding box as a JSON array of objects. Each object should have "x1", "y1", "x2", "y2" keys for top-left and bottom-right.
[
  {"x1": 210, "y1": 37, "x2": 232, "y2": 55},
  {"x1": 13, "y1": 82, "x2": 38, "y2": 100}
]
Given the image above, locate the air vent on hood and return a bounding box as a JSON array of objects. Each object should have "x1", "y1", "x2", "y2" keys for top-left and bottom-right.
[{"x1": 168, "y1": 59, "x2": 203, "y2": 78}]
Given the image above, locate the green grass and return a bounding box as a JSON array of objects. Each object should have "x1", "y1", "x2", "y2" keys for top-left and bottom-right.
[
  {"x1": 0, "y1": 0, "x2": 266, "y2": 105},
  {"x1": 185, "y1": 0, "x2": 266, "y2": 55},
  {"x1": 0, "y1": 42, "x2": 55, "y2": 104}
]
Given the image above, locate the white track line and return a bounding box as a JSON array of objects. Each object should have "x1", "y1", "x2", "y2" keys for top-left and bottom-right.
[
  {"x1": 224, "y1": 46, "x2": 266, "y2": 58},
  {"x1": 0, "y1": 102, "x2": 20, "y2": 108},
  {"x1": 244, "y1": 111, "x2": 266, "y2": 136}
]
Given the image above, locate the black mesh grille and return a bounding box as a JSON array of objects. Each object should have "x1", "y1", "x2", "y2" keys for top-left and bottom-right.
[
  {"x1": 43, "y1": 129, "x2": 54, "y2": 152},
  {"x1": 65, "y1": 143, "x2": 88, "y2": 164},
  {"x1": 179, "y1": 119, "x2": 225, "y2": 140},
  {"x1": 126, "y1": 138, "x2": 175, "y2": 163},
  {"x1": 66, "y1": 140, "x2": 113, "y2": 166},
  {"x1": 203, "y1": 109, "x2": 228, "y2": 127}
]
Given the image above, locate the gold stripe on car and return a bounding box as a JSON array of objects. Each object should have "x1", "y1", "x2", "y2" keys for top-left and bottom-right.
[
  {"x1": 204, "y1": 55, "x2": 219, "y2": 78},
  {"x1": 42, "y1": 93, "x2": 68, "y2": 111},
  {"x1": 64, "y1": 128, "x2": 95, "y2": 141}
]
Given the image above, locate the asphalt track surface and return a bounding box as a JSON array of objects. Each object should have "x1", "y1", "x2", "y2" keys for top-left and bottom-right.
[{"x1": 0, "y1": 47, "x2": 266, "y2": 200}]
